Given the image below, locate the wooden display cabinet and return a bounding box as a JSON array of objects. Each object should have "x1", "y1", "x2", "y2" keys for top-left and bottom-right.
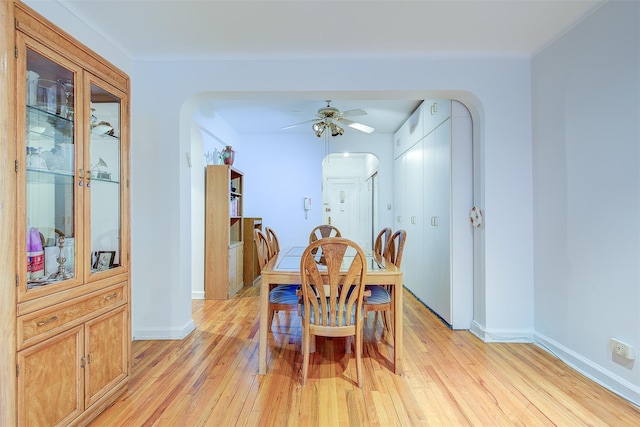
[
  {"x1": 3, "y1": 1, "x2": 132, "y2": 425},
  {"x1": 205, "y1": 165, "x2": 245, "y2": 299}
]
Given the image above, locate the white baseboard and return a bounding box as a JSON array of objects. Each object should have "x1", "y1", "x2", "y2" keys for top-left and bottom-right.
[
  {"x1": 192, "y1": 290, "x2": 205, "y2": 300},
  {"x1": 132, "y1": 319, "x2": 196, "y2": 341},
  {"x1": 470, "y1": 320, "x2": 533, "y2": 343},
  {"x1": 535, "y1": 332, "x2": 640, "y2": 407},
  {"x1": 469, "y1": 323, "x2": 639, "y2": 407}
]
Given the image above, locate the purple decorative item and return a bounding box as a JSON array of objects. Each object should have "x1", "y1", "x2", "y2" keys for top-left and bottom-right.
[{"x1": 28, "y1": 227, "x2": 44, "y2": 279}]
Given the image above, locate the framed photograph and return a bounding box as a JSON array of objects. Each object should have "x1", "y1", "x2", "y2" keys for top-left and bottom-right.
[{"x1": 93, "y1": 251, "x2": 115, "y2": 271}]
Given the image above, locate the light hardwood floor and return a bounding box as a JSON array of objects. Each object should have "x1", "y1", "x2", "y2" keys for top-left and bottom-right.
[{"x1": 90, "y1": 284, "x2": 640, "y2": 426}]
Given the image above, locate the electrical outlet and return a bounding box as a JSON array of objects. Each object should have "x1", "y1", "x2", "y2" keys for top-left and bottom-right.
[{"x1": 610, "y1": 338, "x2": 636, "y2": 360}]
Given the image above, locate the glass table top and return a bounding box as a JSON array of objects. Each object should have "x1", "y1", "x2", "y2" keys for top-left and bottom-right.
[{"x1": 275, "y1": 246, "x2": 383, "y2": 272}]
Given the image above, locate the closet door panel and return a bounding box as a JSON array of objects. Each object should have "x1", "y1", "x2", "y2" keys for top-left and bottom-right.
[
  {"x1": 422, "y1": 132, "x2": 439, "y2": 313},
  {"x1": 393, "y1": 119, "x2": 412, "y2": 159},
  {"x1": 393, "y1": 155, "x2": 406, "y2": 233},
  {"x1": 423, "y1": 99, "x2": 451, "y2": 136},
  {"x1": 403, "y1": 142, "x2": 424, "y2": 297},
  {"x1": 423, "y1": 120, "x2": 452, "y2": 323},
  {"x1": 434, "y1": 120, "x2": 452, "y2": 323}
]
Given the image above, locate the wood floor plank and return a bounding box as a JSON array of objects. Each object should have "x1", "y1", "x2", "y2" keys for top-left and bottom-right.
[{"x1": 89, "y1": 285, "x2": 640, "y2": 427}]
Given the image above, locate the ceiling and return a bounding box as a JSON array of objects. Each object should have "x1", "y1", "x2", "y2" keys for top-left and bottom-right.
[{"x1": 44, "y1": 0, "x2": 604, "y2": 135}]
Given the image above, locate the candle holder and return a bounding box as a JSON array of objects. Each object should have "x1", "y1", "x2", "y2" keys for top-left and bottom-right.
[{"x1": 48, "y1": 236, "x2": 72, "y2": 280}]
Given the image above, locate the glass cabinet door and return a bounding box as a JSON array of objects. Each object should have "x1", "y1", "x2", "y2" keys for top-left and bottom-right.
[
  {"x1": 20, "y1": 40, "x2": 82, "y2": 298},
  {"x1": 86, "y1": 77, "x2": 126, "y2": 278}
]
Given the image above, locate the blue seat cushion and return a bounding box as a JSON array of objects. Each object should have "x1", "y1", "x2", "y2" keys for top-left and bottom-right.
[
  {"x1": 365, "y1": 285, "x2": 391, "y2": 305},
  {"x1": 269, "y1": 285, "x2": 299, "y2": 305}
]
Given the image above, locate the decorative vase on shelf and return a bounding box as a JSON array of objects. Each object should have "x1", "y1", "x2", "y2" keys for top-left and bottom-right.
[{"x1": 221, "y1": 145, "x2": 235, "y2": 166}]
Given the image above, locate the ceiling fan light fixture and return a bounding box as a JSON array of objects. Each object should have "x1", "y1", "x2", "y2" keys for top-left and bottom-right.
[
  {"x1": 313, "y1": 121, "x2": 326, "y2": 137},
  {"x1": 330, "y1": 122, "x2": 344, "y2": 136},
  {"x1": 287, "y1": 101, "x2": 372, "y2": 137}
]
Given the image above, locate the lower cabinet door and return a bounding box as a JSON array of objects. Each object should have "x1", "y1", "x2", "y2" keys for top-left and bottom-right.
[
  {"x1": 235, "y1": 244, "x2": 244, "y2": 290},
  {"x1": 17, "y1": 325, "x2": 84, "y2": 427},
  {"x1": 85, "y1": 306, "x2": 129, "y2": 407},
  {"x1": 228, "y1": 243, "x2": 244, "y2": 297}
]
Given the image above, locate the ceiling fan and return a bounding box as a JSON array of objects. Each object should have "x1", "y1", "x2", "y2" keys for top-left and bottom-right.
[{"x1": 283, "y1": 100, "x2": 375, "y2": 137}]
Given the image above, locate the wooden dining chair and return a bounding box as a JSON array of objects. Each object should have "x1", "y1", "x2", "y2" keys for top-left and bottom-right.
[
  {"x1": 253, "y1": 229, "x2": 298, "y2": 331},
  {"x1": 308, "y1": 224, "x2": 341, "y2": 243},
  {"x1": 254, "y1": 228, "x2": 270, "y2": 271},
  {"x1": 309, "y1": 225, "x2": 342, "y2": 263},
  {"x1": 374, "y1": 227, "x2": 392, "y2": 257},
  {"x1": 264, "y1": 226, "x2": 280, "y2": 258},
  {"x1": 299, "y1": 237, "x2": 368, "y2": 387},
  {"x1": 365, "y1": 229, "x2": 407, "y2": 337}
]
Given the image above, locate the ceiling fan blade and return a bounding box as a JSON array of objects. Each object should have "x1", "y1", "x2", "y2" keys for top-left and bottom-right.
[
  {"x1": 341, "y1": 108, "x2": 367, "y2": 117},
  {"x1": 282, "y1": 118, "x2": 317, "y2": 130},
  {"x1": 341, "y1": 118, "x2": 375, "y2": 134}
]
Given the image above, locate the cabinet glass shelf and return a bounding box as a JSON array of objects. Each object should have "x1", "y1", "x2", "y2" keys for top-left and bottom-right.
[
  {"x1": 26, "y1": 105, "x2": 73, "y2": 138},
  {"x1": 26, "y1": 168, "x2": 119, "y2": 184}
]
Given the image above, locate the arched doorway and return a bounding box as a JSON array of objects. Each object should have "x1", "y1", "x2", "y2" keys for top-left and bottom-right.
[{"x1": 184, "y1": 93, "x2": 483, "y2": 332}]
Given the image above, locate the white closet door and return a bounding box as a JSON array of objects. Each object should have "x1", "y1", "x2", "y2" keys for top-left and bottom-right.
[
  {"x1": 394, "y1": 100, "x2": 472, "y2": 330},
  {"x1": 422, "y1": 131, "x2": 439, "y2": 314},
  {"x1": 403, "y1": 141, "x2": 424, "y2": 292},
  {"x1": 393, "y1": 118, "x2": 412, "y2": 159},
  {"x1": 434, "y1": 119, "x2": 452, "y2": 323},
  {"x1": 421, "y1": 119, "x2": 452, "y2": 323},
  {"x1": 393, "y1": 155, "x2": 406, "y2": 233}
]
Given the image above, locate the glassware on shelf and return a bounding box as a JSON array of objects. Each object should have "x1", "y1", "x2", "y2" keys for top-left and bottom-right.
[
  {"x1": 26, "y1": 70, "x2": 39, "y2": 106},
  {"x1": 57, "y1": 78, "x2": 74, "y2": 120},
  {"x1": 26, "y1": 147, "x2": 48, "y2": 170}
]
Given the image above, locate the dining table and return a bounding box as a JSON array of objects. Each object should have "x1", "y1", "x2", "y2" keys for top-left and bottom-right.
[{"x1": 258, "y1": 245, "x2": 403, "y2": 375}]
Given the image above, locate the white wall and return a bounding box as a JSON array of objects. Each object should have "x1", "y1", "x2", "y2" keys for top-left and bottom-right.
[
  {"x1": 23, "y1": 1, "x2": 132, "y2": 75},
  {"x1": 139, "y1": 57, "x2": 534, "y2": 344},
  {"x1": 24, "y1": 1, "x2": 535, "y2": 359},
  {"x1": 190, "y1": 110, "x2": 242, "y2": 300},
  {"x1": 240, "y1": 133, "x2": 391, "y2": 249},
  {"x1": 531, "y1": 0, "x2": 639, "y2": 404}
]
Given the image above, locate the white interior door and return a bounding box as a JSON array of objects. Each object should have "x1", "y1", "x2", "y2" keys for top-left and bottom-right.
[{"x1": 324, "y1": 178, "x2": 360, "y2": 243}]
